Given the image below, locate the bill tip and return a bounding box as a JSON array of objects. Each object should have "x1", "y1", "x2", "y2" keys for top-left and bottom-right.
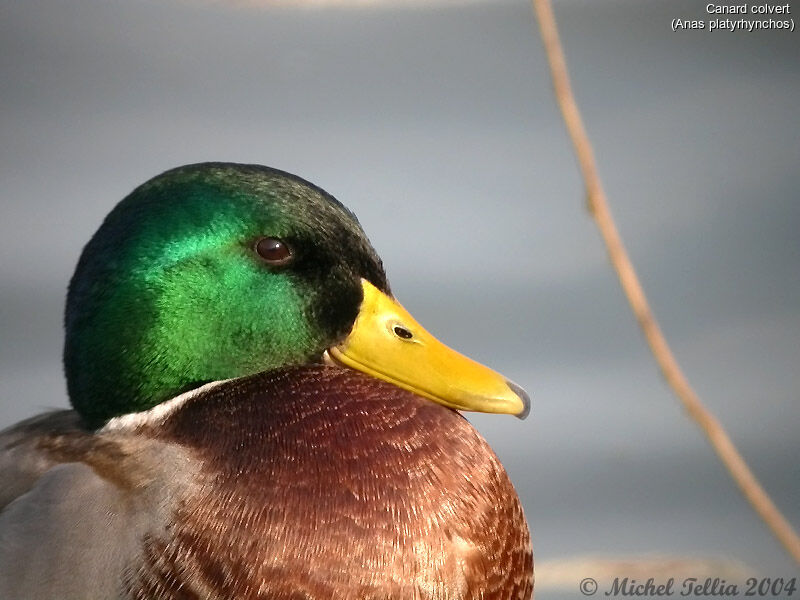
[{"x1": 506, "y1": 379, "x2": 531, "y2": 420}]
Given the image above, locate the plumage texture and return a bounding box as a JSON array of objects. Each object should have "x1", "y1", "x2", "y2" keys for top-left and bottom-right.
[{"x1": 1, "y1": 367, "x2": 532, "y2": 599}]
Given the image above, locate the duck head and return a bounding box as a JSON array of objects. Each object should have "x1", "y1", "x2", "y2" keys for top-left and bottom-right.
[{"x1": 64, "y1": 163, "x2": 529, "y2": 428}]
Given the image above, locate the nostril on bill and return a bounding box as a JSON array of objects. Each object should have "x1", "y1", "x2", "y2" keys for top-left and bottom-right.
[{"x1": 393, "y1": 325, "x2": 413, "y2": 340}]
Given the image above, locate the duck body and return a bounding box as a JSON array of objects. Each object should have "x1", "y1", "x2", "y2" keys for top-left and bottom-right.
[
  {"x1": 0, "y1": 163, "x2": 533, "y2": 598},
  {"x1": 1, "y1": 367, "x2": 532, "y2": 599}
]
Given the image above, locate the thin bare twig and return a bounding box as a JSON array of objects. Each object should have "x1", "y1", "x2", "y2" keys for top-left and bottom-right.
[{"x1": 531, "y1": 0, "x2": 800, "y2": 565}]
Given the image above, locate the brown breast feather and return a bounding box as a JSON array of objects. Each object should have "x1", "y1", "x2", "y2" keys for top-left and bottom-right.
[{"x1": 128, "y1": 365, "x2": 533, "y2": 600}]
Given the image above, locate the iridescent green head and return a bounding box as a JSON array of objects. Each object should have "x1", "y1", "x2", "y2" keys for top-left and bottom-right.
[{"x1": 64, "y1": 163, "x2": 389, "y2": 428}]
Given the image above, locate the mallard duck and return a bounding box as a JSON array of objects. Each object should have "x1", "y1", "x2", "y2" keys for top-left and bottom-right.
[{"x1": 0, "y1": 163, "x2": 533, "y2": 599}]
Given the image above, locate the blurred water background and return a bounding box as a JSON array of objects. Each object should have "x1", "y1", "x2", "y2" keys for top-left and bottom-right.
[{"x1": 1, "y1": 0, "x2": 799, "y2": 594}]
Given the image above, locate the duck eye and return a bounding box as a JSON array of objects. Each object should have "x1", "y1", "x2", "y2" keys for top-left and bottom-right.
[{"x1": 255, "y1": 237, "x2": 293, "y2": 265}]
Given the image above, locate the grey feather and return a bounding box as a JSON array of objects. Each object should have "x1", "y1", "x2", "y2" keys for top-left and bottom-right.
[{"x1": 0, "y1": 412, "x2": 197, "y2": 600}]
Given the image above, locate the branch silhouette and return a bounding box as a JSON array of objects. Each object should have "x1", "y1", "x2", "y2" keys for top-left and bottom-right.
[{"x1": 530, "y1": 0, "x2": 800, "y2": 566}]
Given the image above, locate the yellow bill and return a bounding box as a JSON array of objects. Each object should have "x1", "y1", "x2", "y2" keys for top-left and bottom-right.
[{"x1": 326, "y1": 279, "x2": 530, "y2": 419}]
